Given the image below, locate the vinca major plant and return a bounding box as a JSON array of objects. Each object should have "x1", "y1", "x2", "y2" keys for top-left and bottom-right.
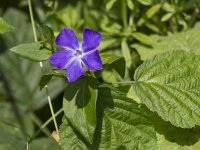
[{"x1": 1, "y1": 0, "x2": 200, "y2": 149}]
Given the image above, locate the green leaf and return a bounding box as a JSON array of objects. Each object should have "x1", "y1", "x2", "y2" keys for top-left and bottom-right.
[
  {"x1": 39, "y1": 70, "x2": 66, "y2": 90},
  {"x1": 10, "y1": 42, "x2": 51, "y2": 62},
  {"x1": 132, "y1": 23, "x2": 200, "y2": 60},
  {"x1": 149, "y1": 111, "x2": 200, "y2": 150},
  {"x1": 136, "y1": 0, "x2": 154, "y2": 5},
  {"x1": 97, "y1": 87, "x2": 157, "y2": 149},
  {"x1": 137, "y1": 4, "x2": 161, "y2": 26},
  {"x1": 134, "y1": 50, "x2": 200, "y2": 128},
  {"x1": 59, "y1": 117, "x2": 89, "y2": 150},
  {"x1": 59, "y1": 87, "x2": 157, "y2": 149},
  {"x1": 100, "y1": 53, "x2": 126, "y2": 78},
  {"x1": 121, "y1": 39, "x2": 132, "y2": 67},
  {"x1": 126, "y1": 0, "x2": 134, "y2": 10},
  {"x1": 106, "y1": 0, "x2": 117, "y2": 11},
  {"x1": 0, "y1": 17, "x2": 14, "y2": 34},
  {"x1": 161, "y1": 13, "x2": 174, "y2": 22},
  {"x1": 63, "y1": 77, "x2": 98, "y2": 144},
  {"x1": 42, "y1": 25, "x2": 56, "y2": 52},
  {"x1": 132, "y1": 32, "x2": 154, "y2": 45}
]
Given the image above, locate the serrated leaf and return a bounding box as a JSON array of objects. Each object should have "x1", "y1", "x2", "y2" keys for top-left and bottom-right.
[
  {"x1": 100, "y1": 53, "x2": 126, "y2": 78},
  {"x1": 98, "y1": 87, "x2": 157, "y2": 149},
  {"x1": 10, "y1": 42, "x2": 51, "y2": 62},
  {"x1": 134, "y1": 50, "x2": 200, "y2": 128},
  {"x1": 63, "y1": 77, "x2": 98, "y2": 144},
  {"x1": 59, "y1": 117, "x2": 89, "y2": 150},
  {"x1": 0, "y1": 17, "x2": 14, "y2": 34},
  {"x1": 59, "y1": 87, "x2": 157, "y2": 150}
]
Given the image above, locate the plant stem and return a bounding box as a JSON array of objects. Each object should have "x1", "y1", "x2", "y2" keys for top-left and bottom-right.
[
  {"x1": 105, "y1": 81, "x2": 135, "y2": 85},
  {"x1": 121, "y1": 0, "x2": 128, "y2": 29},
  {"x1": 27, "y1": 0, "x2": 59, "y2": 134},
  {"x1": 28, "y1": 108, "x2": 63, "y2": 143}
]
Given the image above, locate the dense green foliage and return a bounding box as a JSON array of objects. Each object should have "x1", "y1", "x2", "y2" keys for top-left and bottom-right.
[{"x1": 1, "y1": 0, "x2": 200, "y2": 150}]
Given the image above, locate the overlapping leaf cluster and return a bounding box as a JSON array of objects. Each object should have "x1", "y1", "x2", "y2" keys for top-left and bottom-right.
[{"x1": 1, "y1": 0, "x2": 200, "y2": 150}]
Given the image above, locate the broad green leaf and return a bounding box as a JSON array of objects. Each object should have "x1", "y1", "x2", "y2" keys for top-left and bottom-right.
[
  {"x1": 59, "y1": 117, "x2": 89, "y2": 150},
  {"x1": 132, "y1": 23, "x2": 200, "y2": 60},
  {"x1": 59, "y1": 87, "x2": 157, "y2": 150},
  {"x1": 134, "y1": 50, "x2": 200, "y2": 128},
  {"x1": 100, "y1": 53, "x2": 126, "y2": 78},
  {"x1": 149, "y1": 111, "x2": 200, "y2": 150},
  {"x1": 0, "y1": 17, "x2": 14, "y2": 33},
  {"x1": 63, "y1": 77, "x2": 98, "y2": 144},
  {"x1": 10, "y1": 42, "x2": 51, "y2": 62},
  {"x1": 97, "y1": 87, "x2": 157, "y2": 149}
]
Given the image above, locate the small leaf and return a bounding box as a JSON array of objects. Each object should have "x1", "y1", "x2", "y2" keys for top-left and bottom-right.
[
  {"x1": 136, "y1": 0, "x2": 154, "y2": 5},
  {"x1": 132, "y1": 32, "x2": 154, "y2": 45},
  {"x1": 39, "y1": 70, "x2": 66, "y2": 90},
  {"x1": 39, "y1": 75, "x2": 53, "y2": 90},
  {"x1": 100, "y1": 53, "x2": 126, "y2": 78},
  {"x1": 161, "y1": 12, "x2": 174, "y2": 22},
  {"x1": 137, "y1": 4, "x2": 161, "y2": 26},
  {"x1": 121, "y1": 39, "x2": 132, "y2": 67},
  {"x1": 63, "y1": 77, "x2": 98, "y2": 144},
  {"x1": 10, "y1": 42, "x2": 51, "y2": 62},
  {"x1": 126, "y1": 0, "x2": 134, "y2": 10},
  {"x1": 134, "y1": 50, "x2": 200, "y2": 128},
  {"x1": 0, "y1": 17, "x2": 14, "y2": 34},
  {"x1": 106, "y1": 0, "x2": 117, "y2": 11},
  {"x1": 43, "y1": 25, "x2": 56, "y2": 52}
]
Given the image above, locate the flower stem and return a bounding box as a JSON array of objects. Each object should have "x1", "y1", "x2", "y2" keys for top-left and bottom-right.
[
  {"x1": 105, "y1": 81, "x2": 135, "y2": 85},
  {"x1": 27, "y1": 0, "x2": 59, "y2": 135}
]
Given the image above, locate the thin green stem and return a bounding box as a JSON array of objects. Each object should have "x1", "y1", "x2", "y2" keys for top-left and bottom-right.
[
  {"x1": 104, "y1": 81, "x2": 135, "y2": 85},
  {"x1": 27, "y1": 0, "x2": 59, "y2": 135},
  {"x1": 29, "y1": 113, "x2": 51, "y2": 137},
  {"x1": 28, "y1": 108, "x2": 63, "y2": 143},
  {"x1": 121, "y1": 0, "x2": 128, "y2": 29}
]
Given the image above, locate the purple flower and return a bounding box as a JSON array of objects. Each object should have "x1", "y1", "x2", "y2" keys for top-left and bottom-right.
[{"x1": 49, "y1": 28, "x2": 103, "y2": 82}]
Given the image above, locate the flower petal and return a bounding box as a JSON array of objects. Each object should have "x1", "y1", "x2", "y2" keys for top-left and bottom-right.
[
  {"x1": 82, "y1": 28, "x2": 102, "y2": 53},
  {"x1": 55, "y1": 28, "x2": 80, "y2": 50},
  {"x1": 66, "y1": 59, "x2": 84, "y2": 82},
  {"x1": 49, "y1": 50, "x2": 74, "y2": 70},
  {"x1": 81, "y1": 50, "x2": 102, "y2": 70}
]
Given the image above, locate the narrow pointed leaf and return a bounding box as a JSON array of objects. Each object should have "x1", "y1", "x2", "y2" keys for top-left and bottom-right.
[{"x1": 0, "y1": 17, "x2": 14, "y2": 33}]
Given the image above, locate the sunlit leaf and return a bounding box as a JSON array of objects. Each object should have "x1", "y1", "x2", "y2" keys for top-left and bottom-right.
[{"x1": 134, "y1": 50, "x2": 200, "y2": 128}]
